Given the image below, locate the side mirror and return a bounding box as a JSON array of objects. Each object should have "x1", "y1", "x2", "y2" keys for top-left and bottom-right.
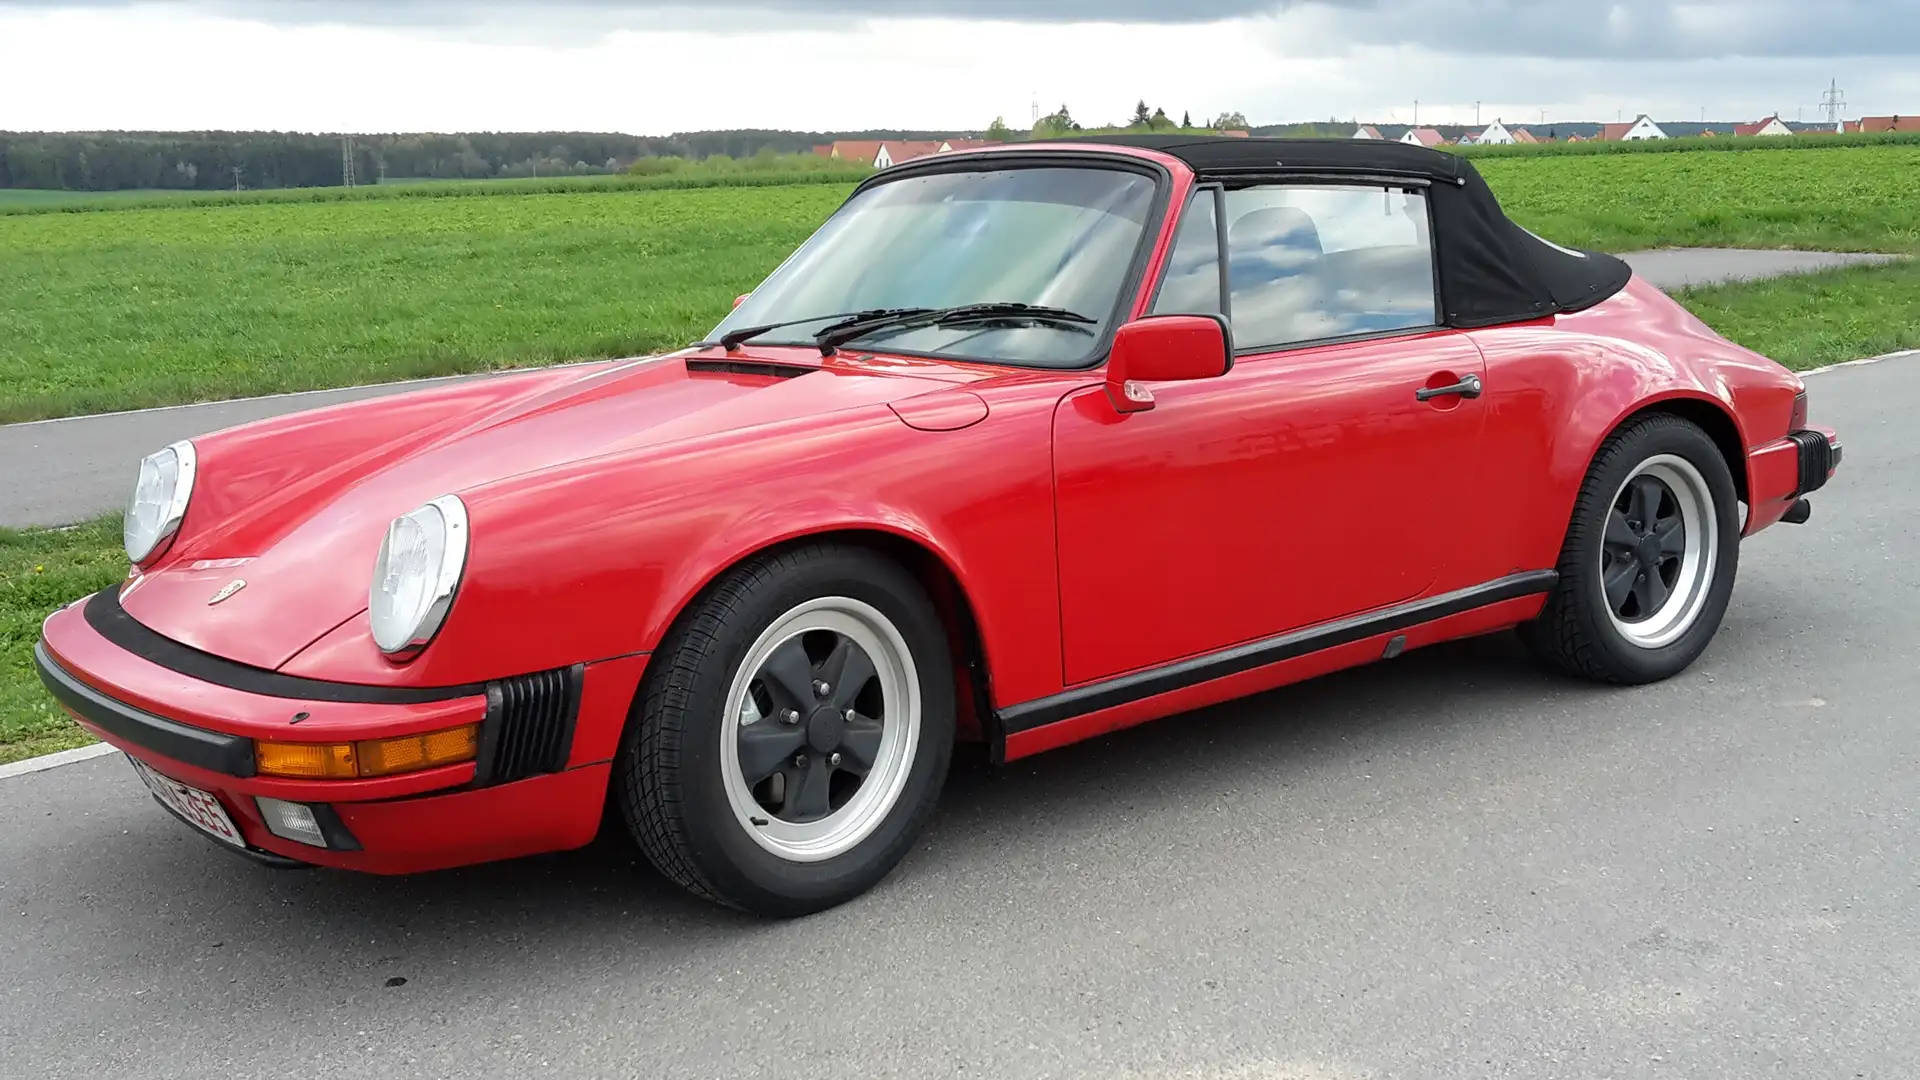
[
  {"x1": 733, "y1": 293, "x2": 750, "y2": 309},
  {"x1": 1104, "y1": 314, "x2": 1233, "y2": 413}
]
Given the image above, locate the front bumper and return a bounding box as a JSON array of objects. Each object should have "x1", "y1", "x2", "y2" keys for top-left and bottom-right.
[
  {"x1": 1744, "y1": 425, "x2": 1842, "y2": 535},
  {"x1": 34, "y1": 588, "x2": 647, "y2": 873}
]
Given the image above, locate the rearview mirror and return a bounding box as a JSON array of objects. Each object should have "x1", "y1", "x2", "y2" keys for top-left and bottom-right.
[{"x1": 1105, "y1": 314, "x2": 1233, "y2": 413}]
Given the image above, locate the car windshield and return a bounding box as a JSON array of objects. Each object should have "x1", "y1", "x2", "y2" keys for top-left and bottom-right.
[{"x1": 706, "y1": 165, "x2": 1158, "y2": 367}]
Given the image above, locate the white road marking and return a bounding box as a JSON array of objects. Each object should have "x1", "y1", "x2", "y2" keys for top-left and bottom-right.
[{"x1": 0, "y1": 742, "x2": 120, "y2": 780}]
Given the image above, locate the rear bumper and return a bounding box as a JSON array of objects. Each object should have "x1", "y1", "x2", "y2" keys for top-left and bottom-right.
[
  {"x1": 1744, "y1": 425, "x2": 1841, "y2": 534},
  {"x1": 34, "y1": 591, "x2": 648, "y2": 874}
]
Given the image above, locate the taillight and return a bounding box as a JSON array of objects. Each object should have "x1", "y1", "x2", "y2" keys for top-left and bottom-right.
[{"x1": 1790, "y1": 391, "x2": 1809, "y2": 431}]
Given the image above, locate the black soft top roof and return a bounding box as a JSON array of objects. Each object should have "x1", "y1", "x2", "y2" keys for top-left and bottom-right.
[{"x1": 1072, "y1": 134, "x2": 1632, "y2": 329}]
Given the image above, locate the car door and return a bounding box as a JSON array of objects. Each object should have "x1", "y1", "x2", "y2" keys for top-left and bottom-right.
[{"x1": 1051, "y1": 181, "x2": 1489, "y2": 686}]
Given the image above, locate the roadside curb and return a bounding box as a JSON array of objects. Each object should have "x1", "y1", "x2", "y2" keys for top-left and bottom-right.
[
  {"x1": 0, "y1": 742, "x2": 119, "y2": 780},
  {"x1": 1803, "y1": 348, "x2": 1920, "y2": 377}
]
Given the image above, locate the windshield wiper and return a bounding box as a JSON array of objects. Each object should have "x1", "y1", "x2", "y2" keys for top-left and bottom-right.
[
  {"x1": 813, "y1": 303, "x2": 1097, "y2": 355},
  {"x1": 707, "y1": 308, "x2": 935, "y2": 352}
]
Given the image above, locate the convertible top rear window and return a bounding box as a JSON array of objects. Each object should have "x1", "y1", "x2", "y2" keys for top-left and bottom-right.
[{"x1": 1093, "y1": 135, "x2": 1633, "y2": 330}]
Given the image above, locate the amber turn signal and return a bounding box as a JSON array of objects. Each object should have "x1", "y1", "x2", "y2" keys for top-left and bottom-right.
[{"x1": 255, "y1": 723, "x2": 479, "y2": 780}]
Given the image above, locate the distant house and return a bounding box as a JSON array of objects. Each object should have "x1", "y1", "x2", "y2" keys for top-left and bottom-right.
[
  {"x1": 1860, "y1": 115, "x2": 1920, "y2": 133},
  {"x1": 1600, "y1": 115, "x2": 1667, "y2": 141},
  {"x1": 1399, "y1": 127, "x2": 1447, "y2": 148},
  {"x1": 1735, "y1": 115, "x2": 1793, "y2": 136},
  {"x1": 820, "y1": 140, "x2": 883, "y2": 164},
  {"x1": 1471, "y1": 120, "x2": 1518, "y2": 145},
  {"x1": 1510, "y1": 127, "x2": 1542, "y2": 143},
  {"x1": 1351, "y1": 125, "x2": 1384, "y2": 140},
  {"x1": 816, "y1": 139, "x2": 951, "y2": 168}
]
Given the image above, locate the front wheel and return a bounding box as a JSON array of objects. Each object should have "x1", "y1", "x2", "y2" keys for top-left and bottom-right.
[
  {"x1": 615, "y1": 544, "x2": 954, "y2": 916},
  {"x1": 1521, "y1": 414, "x2": 1741, "y2": 684}
]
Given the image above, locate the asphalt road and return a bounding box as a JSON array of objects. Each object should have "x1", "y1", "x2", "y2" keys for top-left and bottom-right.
[
  {"x1": 2, "y1": 355, "x2": 1914, "y2": 1079},
  {"x1": 1, "y1": 248, "x2": 1902, "y2": 529}
]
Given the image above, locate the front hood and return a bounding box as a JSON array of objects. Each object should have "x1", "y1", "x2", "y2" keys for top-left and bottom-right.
[{"x1": 119, "y1": 350, "x2": 964, "y2": 671}]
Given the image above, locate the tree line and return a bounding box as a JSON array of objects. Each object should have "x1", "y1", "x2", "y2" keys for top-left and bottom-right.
[{"x1": 0, "y1": 129, "x2": 980, "y2": 192}]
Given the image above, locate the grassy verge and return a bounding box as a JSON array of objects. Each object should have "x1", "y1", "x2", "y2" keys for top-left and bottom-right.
[
  {"x1": 1674, "y1": 258, "x2": 1920, "y2": 370},
  {"x1": 0, "y1": 518, "x2": 126, "y2": 766}
]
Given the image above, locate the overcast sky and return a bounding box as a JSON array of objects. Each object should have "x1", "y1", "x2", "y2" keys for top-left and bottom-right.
[{"x1": 1, "y1": 1, "x2": 1914, "y2": 133}]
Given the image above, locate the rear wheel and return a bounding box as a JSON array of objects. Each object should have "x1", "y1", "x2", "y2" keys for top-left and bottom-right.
[
  {"x1": 615, "y1": 543, "x2": 954, "y2": 916},
  {"x1": 1521, "y1": 414, "x2": 1740, "y2": 684}
]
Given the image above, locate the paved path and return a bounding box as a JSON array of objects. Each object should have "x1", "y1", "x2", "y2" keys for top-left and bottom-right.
[
  {"x1": 1618, "y1": 247, "x2": 1899, "y2": 288},
  {"x1": 2, "y1": 357, "x2": 1915, "y2": 1078},
  {"x1": 1, "y1": 248, "x2": 1904, "y2": 529}
]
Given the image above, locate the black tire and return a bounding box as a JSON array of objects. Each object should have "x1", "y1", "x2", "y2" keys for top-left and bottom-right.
[
  {"x1": 614, "y1": 543, "x2": 955, "y2": 917},
  {"x1": 1520, "y1": 413, "x2": 1740, "y2": 684}
]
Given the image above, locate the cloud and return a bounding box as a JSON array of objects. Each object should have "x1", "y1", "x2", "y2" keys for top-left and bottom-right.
[{"x1": 2, "y1": 0, "x2": 1914, "y2": 56}]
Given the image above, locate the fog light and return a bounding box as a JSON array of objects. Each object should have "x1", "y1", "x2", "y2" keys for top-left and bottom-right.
[{"x1": 256, "y1": 797, "x2": 328, "y2": 848}]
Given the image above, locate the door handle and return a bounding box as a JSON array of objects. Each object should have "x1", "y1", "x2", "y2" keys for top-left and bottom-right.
[{"x1": 1415, "y1": 374, "x2": 1483, "y2": 401}]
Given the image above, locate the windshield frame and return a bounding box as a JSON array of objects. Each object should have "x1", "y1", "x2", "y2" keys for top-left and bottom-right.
[{"x1": 708, "y1": 150, "x2": 1174, "y2": 372}]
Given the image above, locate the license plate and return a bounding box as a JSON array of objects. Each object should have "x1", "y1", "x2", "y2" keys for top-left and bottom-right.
[{"x1": 129, "y1": 758, "x2": 245, "y2": 848}]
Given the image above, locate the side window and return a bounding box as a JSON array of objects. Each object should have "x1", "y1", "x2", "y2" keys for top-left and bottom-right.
[
  {"x1": 1222, "y1": 184, "x2": 1437, "y2": 351},
  {"x1": 1148, "y1": 188, "x2": 1223, "y2": 317}
]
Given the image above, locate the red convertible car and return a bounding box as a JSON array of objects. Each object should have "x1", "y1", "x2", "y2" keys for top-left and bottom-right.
[{"x1": 36, "y1": 136, "x2": 1841, "y2": 915}]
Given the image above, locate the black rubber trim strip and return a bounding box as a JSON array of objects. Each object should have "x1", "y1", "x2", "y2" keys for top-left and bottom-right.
[
  {"x1": 35, "y1": 640, "x2": 257, "y2": 776},
  {"x1": 81, "y1": 586, "x2": 486, "y2": 704},
  {"x1": 999, "y1": 570, "x2": 1559, "y2": 734}
]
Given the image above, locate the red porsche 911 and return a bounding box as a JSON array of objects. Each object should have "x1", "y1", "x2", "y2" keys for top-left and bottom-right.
[{"x1": 36, "y1": 136, "x2": 1841, "y2": 915}]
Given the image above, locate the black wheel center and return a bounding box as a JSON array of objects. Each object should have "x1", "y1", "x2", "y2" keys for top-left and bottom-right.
[
  {"x1": 1636, "y1": 534, "x2": 1664, "y2": 566},
  {"x1": 805, "y1": 707, "x2": 845, "y2": 753}
]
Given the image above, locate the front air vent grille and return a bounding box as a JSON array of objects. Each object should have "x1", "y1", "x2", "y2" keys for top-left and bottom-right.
[
  {"x1": 475, "y1": 665, "x2": 582, "y2": 786},
  {"x1": 684, "y1": 359, "x2": 813, "y2": 379}
]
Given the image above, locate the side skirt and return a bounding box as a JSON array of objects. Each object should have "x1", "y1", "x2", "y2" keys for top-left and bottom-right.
[{"x1": 995, "y1": 570, "x2": 1558, "y2": 754}]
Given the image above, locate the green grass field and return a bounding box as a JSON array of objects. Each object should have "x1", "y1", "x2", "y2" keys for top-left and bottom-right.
[
  {"x1": 4, "y1": 144, "x2": 1918, "y2": 424},
  {"x1": 0, "y1": 518, "x2": 126, "y2": 765},
  {"x1": 0, "y1": 183, "x2": 852, "y2": 422},
  {"x1": 2, "y1": 141, "x2": 1919, "y2": 762}
]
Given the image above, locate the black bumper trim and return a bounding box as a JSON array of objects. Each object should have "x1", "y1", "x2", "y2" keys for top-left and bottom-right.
[
  {"x1": 80, "y1": 586, "x2": 486, "y2": 705},
  {"x1": 36, "y1": 641, "x2": 256, "y2": 777}
]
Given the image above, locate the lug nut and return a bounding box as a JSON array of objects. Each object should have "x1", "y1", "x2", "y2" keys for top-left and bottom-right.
[
  {"x1": 843, "y1": 708, "x2": 856, "y2": 722},
  {"x1": 829, "y1": 753, "x2": 842, "y2": 767},
  {"x1": 793, "y1": 754, "x2": 808, "y2": 768},
  {"x1": 780, "y1": 708, "x2": 801, "y2": 725},
  {"x1": 814, "y1": 680, "x2": 832, "y2": 698}
]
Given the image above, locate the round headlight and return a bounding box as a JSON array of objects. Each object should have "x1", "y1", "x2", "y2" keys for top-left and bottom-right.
[
  {"x1": 124, "y1": 441, "x2": 197, "y2": 565},
  {"x1": 369, "y1": 495, "x2": 470, "y2": 657}
]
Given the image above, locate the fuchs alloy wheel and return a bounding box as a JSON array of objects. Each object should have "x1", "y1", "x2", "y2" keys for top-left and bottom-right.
[
  {"x1": 615, "y1": 544, "x2": 954, "y2": 916},
  {"x1": 1521, "y1": 414, "x2": 1741, "y2": 685}
]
